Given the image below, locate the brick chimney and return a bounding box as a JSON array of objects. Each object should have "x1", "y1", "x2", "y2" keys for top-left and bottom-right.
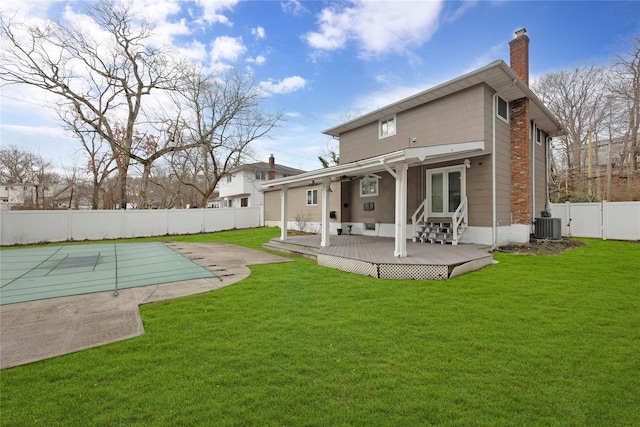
[
  {"x1": 509, "y1": 28, "x2": 532, "y2": 227},
  {"x1": 268, "y1": 154, "x2": 275, "y2": 180},
  {"x1": 509, "y1": 28, "x2": 529, "y2": 86}
]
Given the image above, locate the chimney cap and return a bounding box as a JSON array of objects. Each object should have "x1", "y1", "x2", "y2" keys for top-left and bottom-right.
[{"x1": 515, "y1": 28, "x2": 527, "y2": 37}]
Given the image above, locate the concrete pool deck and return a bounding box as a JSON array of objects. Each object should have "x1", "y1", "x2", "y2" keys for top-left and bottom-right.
[{"x1": 0, "y1": 242, "x2": 292, "y2": 369}]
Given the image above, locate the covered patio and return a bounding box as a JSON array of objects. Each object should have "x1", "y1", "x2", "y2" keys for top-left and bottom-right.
[{"x1": 264, "y1": 234, "x2": 494, "y2": 280}]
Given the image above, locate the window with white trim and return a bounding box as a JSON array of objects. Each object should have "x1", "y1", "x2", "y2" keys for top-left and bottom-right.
[
  {"x1": 306, "y1": 189, "x2": 318, "y2": 206},
  {"x1": 496, "y1": 96, "x2": 509, "y2": 123},
  {"x1": 226, "y1": 175, "x2": 232, "y2": 183},
  {"x1": 379, "y1": 115, "x2": 396, "y2": 139},
  {"x1": 255, "y1": 171, "x2": 266, "y2": 180},
  {"x1": 360, "y1": 177, "x2": 378, "y2": 197},
  {"x1": 536, "y1": 127, "x2": 544, "y2": 145}
]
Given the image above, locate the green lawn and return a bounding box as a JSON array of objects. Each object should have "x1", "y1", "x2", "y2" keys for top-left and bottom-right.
[{"x1": 1, "y1": 228, "x2": 638, "y2": 426}]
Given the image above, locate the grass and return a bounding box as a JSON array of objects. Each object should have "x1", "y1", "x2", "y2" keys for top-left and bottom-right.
[{"x1": 1, "y1": 228, "x2": 639, "y2": 426}]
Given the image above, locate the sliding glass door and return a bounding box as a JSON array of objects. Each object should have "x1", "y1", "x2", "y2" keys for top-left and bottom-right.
[{"x1": 427, "y1": 166, "x2": 465, "y2": 217}]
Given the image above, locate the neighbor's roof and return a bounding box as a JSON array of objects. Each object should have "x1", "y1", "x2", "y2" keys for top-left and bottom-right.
[
  {"x1": 233, "y1": 161, "x2": 305, "y2": 175},
  {"x1": 323, "y1": 60, "x2": 564, "y2": 138}
]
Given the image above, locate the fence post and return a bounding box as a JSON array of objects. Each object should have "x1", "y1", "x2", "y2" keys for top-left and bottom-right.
[
  {"x1": 68, "y1": 209, "x2": 73, "y2": 241},
  {"x1": 564, "y1": 201, "x2": 571, "y2": 237},
  {"x1": 601, "y1": 201, "x2": 607, "y2": 240}
]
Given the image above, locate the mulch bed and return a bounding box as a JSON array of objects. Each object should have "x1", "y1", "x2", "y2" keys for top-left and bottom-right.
[{"x1": 495, "y1": 237, "x2": 586, "y2": 256}]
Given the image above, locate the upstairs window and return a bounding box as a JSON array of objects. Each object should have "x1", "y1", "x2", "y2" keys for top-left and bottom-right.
[
  {"x1": 226, "y1": 175, "x2": 232, "y2": 183},
  {"x1": 306, "y1": 189, "x2": 318, "y2": 206},
  {"x1": 379, "y1": 115, "x2": 396, "y2": 139},
  {"x1": 496, "y1": 96, "x2": 509, "y2": 123},
  {"x1": 255, "y1": 171, "x2": 266, "y2": 180},
  {"x1": 536, "y1": 127, "x2": 546, "y2": 145}
]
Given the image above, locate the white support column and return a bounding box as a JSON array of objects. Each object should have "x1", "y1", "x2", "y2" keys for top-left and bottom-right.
[
  {"x1": 394, "y1": 163, "x2": 408, "y2": 257},
  {"x1": 320, "y1": 178, "x2": 331, "y2": 247},
  {"x1": 279, "y1": 186, "x2": 288, "y2": 241}
]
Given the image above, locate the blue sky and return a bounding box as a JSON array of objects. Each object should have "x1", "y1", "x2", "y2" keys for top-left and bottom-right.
[{"x1": 1, "y1": 0, "x2": 638, "y2": 173}]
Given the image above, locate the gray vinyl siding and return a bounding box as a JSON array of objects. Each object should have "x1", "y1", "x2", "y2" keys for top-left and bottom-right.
[
  {"x1": 345, "y1": 171, "x2": 396, "y2": 224},
  {"x1": 263, "y1": 185, "x2": 342, "y2": 224},
  {"x1": 337, "y1": 83, "x2": 513, "y2": 228},
  {"x1": 493, "y1": 93, "x2": 513, "y2": 228},
  {"x1": 466, "y1": 85, "x2": 511, "y2": 227},
  {"x1": 340, "y1": 85, "x2": 487, "y2": 164}
]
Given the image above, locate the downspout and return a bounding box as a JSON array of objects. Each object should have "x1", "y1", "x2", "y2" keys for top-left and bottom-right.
[
  {"x1": 492, "y1": 93, "x2": 498, "y2": 248},
  {"x1": 492, "y1": 79, "x2": 516, "y2": 248}
]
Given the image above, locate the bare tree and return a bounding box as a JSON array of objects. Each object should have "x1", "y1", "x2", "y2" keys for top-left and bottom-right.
[
  {"x1": 610, "y1": 36, "x2": 640, "y2": 172},
  {"x1": 533, "y1": 65, "x2": 609, "y2": 200},
  {"x1": 0, "y1": 145, "x2": 37, "y2": 184},
  {"x1": 534, "y1": 65, "x2": 608, "y2": 175},
  {"x1": 318, "y1": 143, "x2": 339, "y2": 168},
  {"x1": 69, "y1": 123, "x2": 117, "y2": 209},
  {"x1": 169, "y1": 68, "x2": 283, "y2": 207},
  {"x1": 1, "y1": 1, "x2": 181, "y2": 209}
]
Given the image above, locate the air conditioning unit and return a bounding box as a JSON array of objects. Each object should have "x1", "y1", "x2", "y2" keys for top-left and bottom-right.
[{"x1": 534, "y1": 217, "x2": 561, "y2": 240}]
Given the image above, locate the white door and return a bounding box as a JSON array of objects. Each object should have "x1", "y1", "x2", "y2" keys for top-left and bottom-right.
[{"x1": 427, "y1": 166, "x2": 465, "y2": 217}]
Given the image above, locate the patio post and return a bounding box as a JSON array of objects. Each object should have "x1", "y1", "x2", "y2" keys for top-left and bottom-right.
[
  {"x1": 280, "y1": 185, "x2": 288, "y2": 240},
  {"x1": 394, "y1": 163, "x2": 408, "y2": 257},
  {"x1": 321, "y1": 178, "x2": 331, "y2": 247}
]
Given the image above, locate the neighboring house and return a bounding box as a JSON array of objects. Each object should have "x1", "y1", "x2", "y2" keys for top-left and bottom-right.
[
  {"x1": 263, "y1": 29, "x2": 563, "y2": 256},
  {"x1": 595, "y1": 137, "x2": 638, "y2": 172},
  {"x1": 218, "y1": 155, "x2": 305, "y2": 208},
  {"x1": 0, "y1": 183, "x2": 61, "y2": 209}
]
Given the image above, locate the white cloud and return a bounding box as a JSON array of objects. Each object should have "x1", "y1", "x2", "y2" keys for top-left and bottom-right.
[
  {"x1": 352, "y1": 83, "x2": 430, "y2": 115},
  {"x1": 465, "y1": 42, "x2": 505, "y2": 73},
  {"x1": 247, "y1": 55, "x2": 266, "y2": 65},
  {"x1": 259, "y1": 76, "x2": 307, "y2": 95},
  {"x1": 305, "y1": 0, "x2": 443, "y2": 58},
  {"x1": 193, "y1": 0, "x2": 238, "y2": 26},
  {"x1": 210, "y1": 36, "x2": 246, "y2": 63},
  {"x1": 0, "y1": 0, "x2": 51, "y2": 18},
  {"x1": 252, "y1": 26, "x2": 266, "y2": 39},
  {"x1": 175, "y1": 39, "x2": 209, "y2": 63},
  {"x1": 281, "y1": 0, "x2": 308, "y2": 16}
]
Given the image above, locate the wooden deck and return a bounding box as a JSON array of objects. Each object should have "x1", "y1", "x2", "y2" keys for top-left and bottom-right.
[{"x1": 264, "y1": 235, "x2": 494, "y2": 280}]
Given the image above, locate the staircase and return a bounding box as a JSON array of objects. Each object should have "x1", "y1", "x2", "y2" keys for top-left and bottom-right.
[{"x1": 411, "y1": 197, "x2": 468, "y2": 245}]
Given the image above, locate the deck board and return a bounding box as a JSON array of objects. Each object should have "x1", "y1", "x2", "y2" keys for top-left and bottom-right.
[{"x1": 276, "y1": 235, "x2": 492, "y2": 266}]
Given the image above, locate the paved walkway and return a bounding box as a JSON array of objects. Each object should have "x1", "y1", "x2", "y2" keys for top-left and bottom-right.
[{"x1": 0, "y1": 242, "x2": 291, "y2": 369}]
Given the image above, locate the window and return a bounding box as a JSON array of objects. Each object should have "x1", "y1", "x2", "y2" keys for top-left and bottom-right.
[
  {"x1": 306, "y1": 189, "x2": 318, "y2": 206},
  {"x1": 536, "y1": 127, "x2": 545, "y2": 145},
  {"x1": 379, "y1": 115, "x2": 396, "y2": 139},
  {"x1": 255, "y1": 171, "x2": 266, "y2": 180},
  {"x1": 496, "y1": 96, "x2": 509, "y2": 123},
  {"x1": 360, "y1": 177, "x2": 378, "y2": 197},
  {"x1": 241, "y1": 197, "x2": 248, "y2": 207},
  {"x1": 226, "y1": 175, "x2": 232, "y2": 183}
]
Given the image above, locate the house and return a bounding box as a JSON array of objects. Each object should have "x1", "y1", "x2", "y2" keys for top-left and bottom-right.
[
  {"x1": 263, "y1": 29, "x2": 563, "y2": 259},
  {"x1": 218, "y1": 155, "x2": 305, "y2": 208},
  {"x1": 0, "y1": 183, "x2": 65, "y2": 210}
]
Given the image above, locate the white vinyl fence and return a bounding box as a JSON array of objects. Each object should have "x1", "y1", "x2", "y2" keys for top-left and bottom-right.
[
  {"x1": 549, "y1": 202, "x2": 640, "y2": 241},
  {"x1": 0, "y1": 207, "x2": 262, "y2": 246}
]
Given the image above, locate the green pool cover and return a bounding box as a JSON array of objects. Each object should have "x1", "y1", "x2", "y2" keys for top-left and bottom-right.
[{"x1": 0, "y1": 243, "x2": 216, "y2": 305}]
